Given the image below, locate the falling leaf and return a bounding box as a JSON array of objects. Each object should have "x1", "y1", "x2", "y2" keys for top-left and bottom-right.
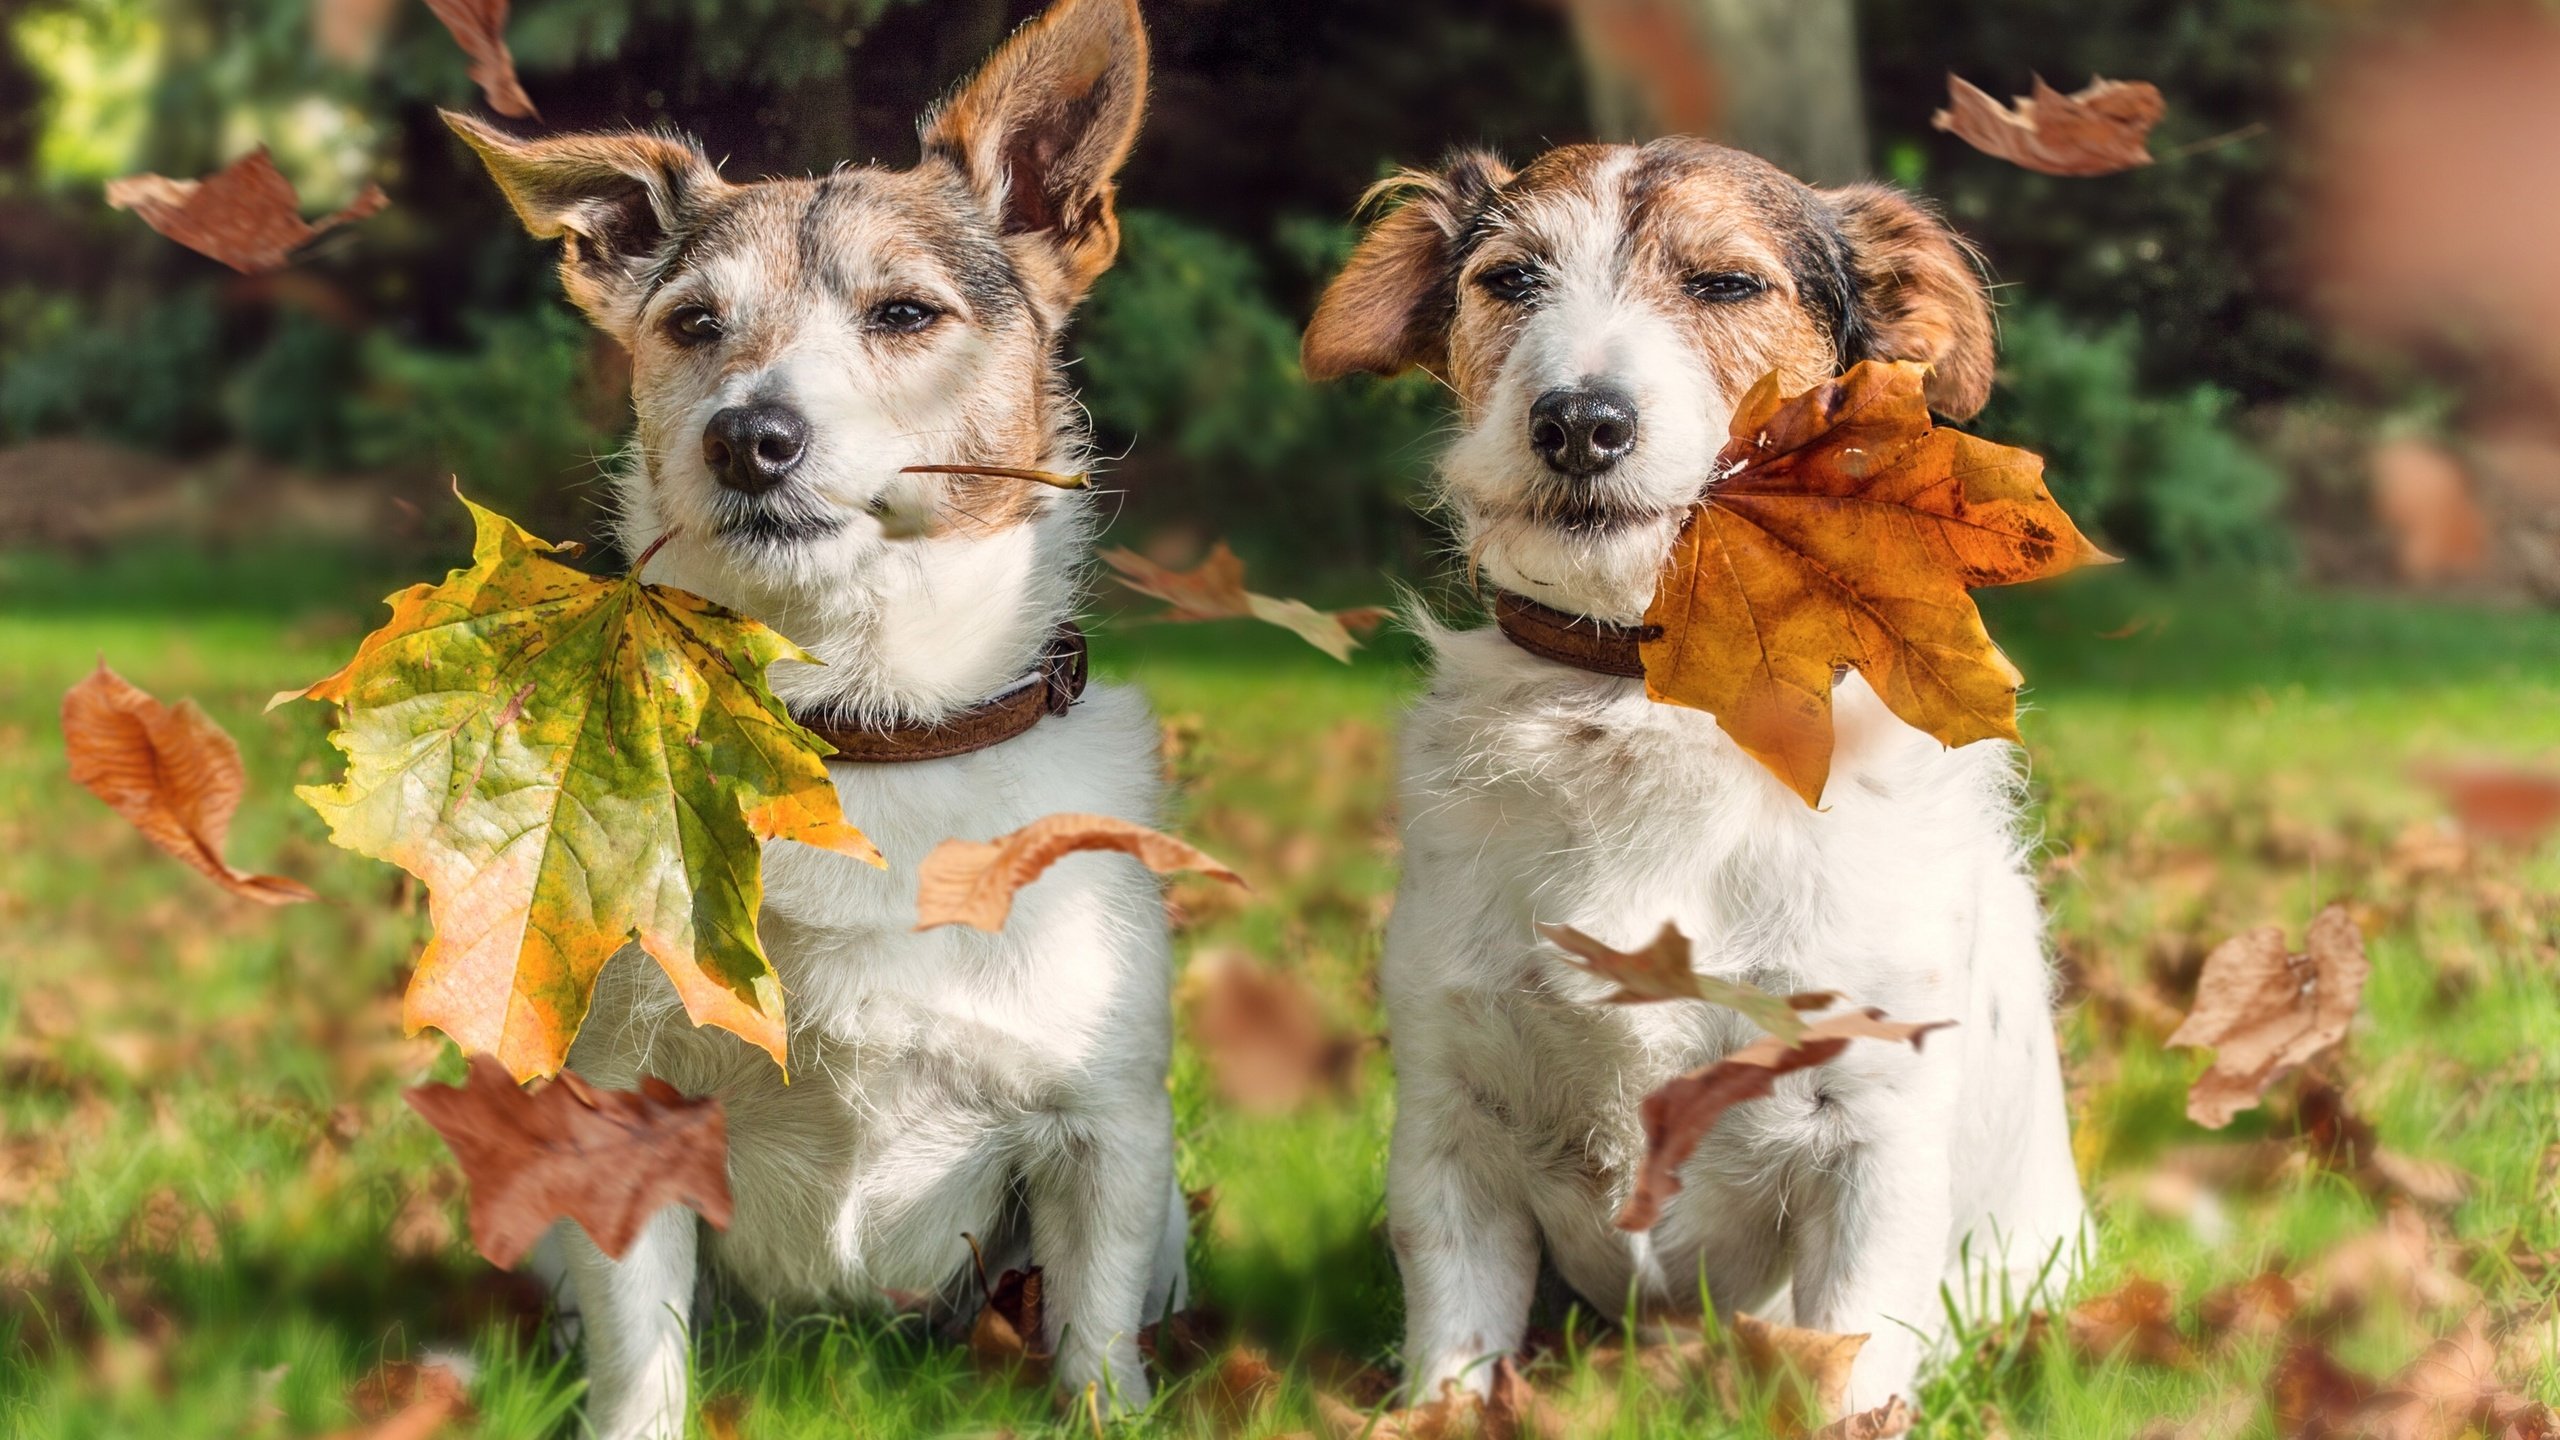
[
  {"x1": 420, "y1": 0, "x2": 537, "y2": 118},
  {"x1": 1932, "y1": 74, "x2": 2167, "y2": 176},
  {"x1": 2373, "y1": 437, "x2": 2490, "y2": 583},
  {"x1": 1735, "y1": 1314, "x2": 1868, "y2": 1432},
  {"x1": 1535, "y1": 921, "x2": 1836, "y2": 1035},
  {"x1": 1640, "y1": 361, "x2": 2108, "y2": 806},
  {"x1": 915, "y1": 813, "x2": 1241, "y2": 933},
  {"x1": 61, "y1": 662, "x2": 316, "y2": 905},
  {"x1": 106, "y1": 148, "x2": 387, "y2": 277},
  {"x1": 1620, "y1": 1007, "x2": 1952, "y2": 1230},
  {"x1": 404, "y1": 1053, "x2": 732, "y2": 1269},
  {"x1": 969, "y1": 1265, "x2": 1047, "y2": 1376},
  {"x1": 279, "y1": 493, "x2": 879, "y2": 1079},
  {"x1": 2066, "y1": 1276, "x2": 2196, "y2": 1369},
  {"x1": 1100, "y1": 543, "x2": 1388, "y2": 663},
  {"x1": 2167, "y1": 904, "x2": 2368, "y2": 1128},
  {"x1": 1182, "y1": 949, "x2": 1363, "y2": 1114},
  {"x1": 2414, "y1": 763, "x2": 2560, "y2": 849}
]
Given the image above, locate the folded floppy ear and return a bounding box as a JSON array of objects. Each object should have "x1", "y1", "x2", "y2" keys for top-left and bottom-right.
[
  {"x1": 443, "y1": 111, "x2": 728, "y2": 338},
  {"x1": 919, "y1": 0, "x2": 1148, "y2": 306},
  {"x1": 1821, "y1": 183, "x2": 1996, "y2": 419},
  {"x1": 1302, "y1": 151, "x2": 1514, "y2": 382}
]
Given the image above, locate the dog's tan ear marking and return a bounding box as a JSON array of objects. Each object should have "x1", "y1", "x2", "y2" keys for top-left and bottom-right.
[
  {"x1": 919, "y1": 0, "x2": 1147, "y2": 303},
  {"x1": 1303, "y1": 152, "x2": 1513, "y2": 382},
  {"x1": 442, "y1": 110, "x2": 727, "y2": 337},
  {"x1": 1821, "y1": 183, "x2": 1997, "y2": 419}
]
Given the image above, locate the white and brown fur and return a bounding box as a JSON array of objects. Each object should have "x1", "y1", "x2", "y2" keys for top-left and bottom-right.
[
  {"x1": 448, "y1": 2, "x2": 1181, "y2": 1434},
  {"x1": 1305, "y1": 140, "x2": 2085, "y2": 1413}
]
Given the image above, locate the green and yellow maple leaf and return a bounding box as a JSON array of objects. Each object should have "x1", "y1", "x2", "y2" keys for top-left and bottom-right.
[{"x1": 279, "y1": 494, "x2": 880, "y2": 1080}]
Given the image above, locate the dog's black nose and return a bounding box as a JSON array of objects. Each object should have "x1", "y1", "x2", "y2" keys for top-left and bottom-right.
[
  {"x1": 703, "y1": 403, "x2": 810, "y2": 493},
  {"x1": 1528, "y1": 385, "x2": 1640, "y2": 477}
]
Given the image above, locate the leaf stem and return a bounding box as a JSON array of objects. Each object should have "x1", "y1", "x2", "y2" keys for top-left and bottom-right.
[{"x1": 629, "y1": 527, "x2": 680, "y2": 576}]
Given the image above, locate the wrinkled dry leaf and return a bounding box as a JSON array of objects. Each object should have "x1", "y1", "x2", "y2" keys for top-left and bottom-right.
[
  {"x1": 1184, "y1": 1346, "x2": 1281, "y2": 1435},
  {"x1": 1933, "y1": 74, "x2": 2166, "y2": 176},
  {"x1": 1313, "y1": 1358, "x2": 1548, "y2": 1440},
  {"x1": 281, "y1": 494, "x2": 877, "y2": 1079},
  {"x1": 421, "y1": 0, "x2": 536, "y2": 118},
  {"x1": 2373, "y1": 437, "x2": 2490, "y2": 583},
  {"x1": 107, "y1": 149, "x2": 389, "y2": 274},
  {"x1": 404, "y1": 1053, "x2": 732, "y2": 1269},
  {"x1": 1100, "y1": 543, "x2": 1388, "y2": 663},
  {"x1": 1620, "y1": 1007, "x2": 1952, "y2": 1230},
  {"x1": 2167, "y1": 904, "x2": 2368, "y2": 1128},
  {"x1": 2066, "y1": 1275, "x2": 2196, "y2": 1369},
  {"x1": 62, "y1": 662, "x2": 315, "y2": 905},
  {"x1": 917, "y1": 812, "x2": 1241, "y2": 933},
  {"x1": 2299, "y1": 1205, "x2": 2479, "y2": 1320},
  {"x1": 1813, "y1": 1396, "x2": 1915, "y2": 1440},
  {"x1": 2199, "y1": 1270, "x2": 2300, "y2": 1346},
  {"x1": 970, "y1": 1265, "x2": 1048, "y2": 1376},
  {"x1": 1641, "y1": 361, "x2": 2107, "y2": 806},
  {"x1": 1735, "y1": 1313, "x2": 1867, "y2": 1431},
  {"x1": 327, "y1": 1355, "x2": 473, "y2": 1440},
  {"x1": 698, "y1": 1393, "x2": 748, "y2": 1440},
  {"x1": 2415, "y1": 763, "x2": 2560, "y2": 849},
  {"x1": 1182, "y1": 949, "x2": 1361, "y2": 1114},
  {"x1": 1535, "y1": 920, "x2": 1835, "y2": 1035},
  {"x1": 2294, "y1": 1078, "x2": 2470, "y2": 1209}
]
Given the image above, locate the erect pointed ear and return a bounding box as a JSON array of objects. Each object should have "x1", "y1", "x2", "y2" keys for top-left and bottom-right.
[
  {"x1": 918, "y1": 0, "x2": 1148, "y2": 306},
  {"x1": 1820, "y1": 183, "x2": 1997, "y2": 419},
  {"x1": 1302, "y1": 151, "x2": 1514, "y2": 382},
  {"x1": 443, "y1": 110, "x2": 729, "y2": 338}
]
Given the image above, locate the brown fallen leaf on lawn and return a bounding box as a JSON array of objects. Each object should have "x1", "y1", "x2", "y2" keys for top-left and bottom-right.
[
  {"x1": 2066, "y1": 1275, "x2": 2196, "y2": 1369},
  {"x1": 2199, "y1": 1270, "x2": 2299, "y2": 1346},
  {"x1": 2293, "y1": 1078, "x2": 2470, "y2": 1210},
  {"x1": 1641, "y1": 360, "x2": 2108, "y2": 806},
  {"x1": 2280, "y1": 1317, "x2": 2555, "y2": 1440},
  {"x1": 62, "y1": 662, "x2": 316, "y2": 905},
  {"x1": 1312, "y1": 1358, "x2": 1552, "y2": 1440},
  {"x1": 107, "y1": 149, "x2": 387, "y2": 275},
  {"x1": 969, "y1": 1263, "x2": 1048, "y2": 1376},
  {"x1": 698, "y1": 1393, "x2": 748, "y2": 1440},
  {"x1": 1182, "y1": 949, "x2": 1362, "y2": 1114},
  {"x1": 2373, "y1": 437, "x2": 2490, "y2": 583},
  {"x1": 916, "y1": 813, "x2": 1242, "y2": 933},
  {"x1": 327, "y1": 1355, "x2": 473, "y2": 1440},
  {"x1": 1536, "y1": 921, "x2": 1836, "y2": 1035},
  {"x1": 404, "y1": 1053, "x2": 732, "y2": 1269},
  {"x1": 1620, "y1": 1007, "x2": 1952, "y2": 1230},
  {"x1": 1932, "y1": 74, "x2": 2167, "y2": 177},
  {"x1": 2271, "y1": 1339, "x2": 2378, "y2": 1439},
  {"x1": 2415, "y1": 763, "x2": 2560, "y2": 849},
  {"x1": 2299, "y1": 1205, "x2": 2479, "y2": 1321},
  {"x1": 1735, "y1": 1313, "x2": 1868, "y2": 1433},
  {"x1": 2167, "y1": 904, "x2": 2368, "y2": 1128},
  {"x1": 421, "y1": 0, "x2": 537, "y2": 118},
  {"x1": 1814, "y1": 1396, "x2": 1915, "y2": 1440},
  {"x1": 1183, "y1": 1345, "x2": 1280, "y2": 1435},
  {"x1": 1101, "y1": 543, "x2": 1389, "y2": 663}
]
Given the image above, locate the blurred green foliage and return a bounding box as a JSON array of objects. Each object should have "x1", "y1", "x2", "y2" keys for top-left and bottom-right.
[{"x1": 0, "y1": 285, "x2": 223, "y2": 450}]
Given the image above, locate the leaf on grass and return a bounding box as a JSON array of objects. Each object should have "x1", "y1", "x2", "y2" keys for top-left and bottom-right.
[
  {"x1": 1735, "y1": 1313, "x2": 1868, "y2": 1432},
  {"x1": 2278, "y1": 1317, "x2": 2554, "y2": 1440},
  {"x1": 404, "y1": 1053, "x2": 731, "y2": 1269},
  {"x1": 2166, "y1": 904, "x2": 2368, "y2": 1128},
  {"x1": 2414, "y1": 762, "x2": 2560, "y2": 849},
  {"x1": 2065, "y1": 1275, "x2": 2196, "y2": 1369},
  {"x1": 280, "y1": 493, "x2": 879, "y2": 1080},
  {"x1": 1535, "y1": 921, "x2": 1836, "y2": 1035},
  {"x1": 698, "y1": 1394, "x2": 749, "y2": 1440},
  {"x1": 916, "y1": 813, "x2": 1241, "y2": 933},
  {"x1": 1182, "y1": 949, "x2": 1362, "y2": 1114},
  {"x1": 1640, "y1": 361, "x2": 2108, "y2": 807},
  {"x1": 106, "y1": 149, "x2": 387, "y2": 275},
  {"x1": 1182, "y1": 1346, "x2": 1281, "y2": 1436},
  {"x1": 1101, "y1": 543, "x2": 1389, "y2": 663},
  {"x1": 1932, "y1": 74, "x2": 2166, "y2": 176},
  {"x1": 2293, "y1": 1078, "x2": 2470, "y2": 1209},
  {"x1": 421, "y1": 0, "x2": 537, "y2": 118},
  {"x1": 1620, "y1": 1007, "x2": 1952, "y2": 1230},
  {"x1": 61, "y1": 662, "x2": 316, "y2": 905},
  {"x1": 1313, "y1": 1358, "x2": 1551, "y2": 1440},
  {"x1": 327, "y1": 1355, "x2": 473, "y2": 1440},
  {"x1": 1813, "y1": 1396, "x2": 1915, "y2": 1440},
  {"x1": 969, "y1": 1265, "x2": 1047, "y2": 1376},
  {"x1": 2298, "y1": 1205, "x2": 2479, "y2": 1321},
  {"x1": 2199, "y1": 1270, "x2": 2300, "y2": 1347}
]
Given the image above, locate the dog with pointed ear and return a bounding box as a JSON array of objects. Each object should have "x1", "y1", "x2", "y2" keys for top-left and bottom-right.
[
  {"x1": 1305, "y1": 136, "x2": 2083, "y2": 1420},
  {"x1": 439, "y1": 5, "x2": 1194, "y2": 1440}
]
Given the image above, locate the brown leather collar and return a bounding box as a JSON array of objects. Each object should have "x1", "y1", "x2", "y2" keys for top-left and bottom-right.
[
  {"x1": 790, "y1": 626, "x2": 1089, "y2": 764},
  {"x1": 1493, "y1": 591, "x2": 1656, "y2": 679}
]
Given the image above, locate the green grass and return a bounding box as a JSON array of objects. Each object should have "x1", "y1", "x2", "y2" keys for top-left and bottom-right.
[{"x1": 2, "y1": 543, "x2": 2555, "y2": 1438}]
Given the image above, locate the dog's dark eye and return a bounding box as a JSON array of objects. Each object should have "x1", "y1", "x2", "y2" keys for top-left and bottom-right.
[
  {"x1": 666, "y1": 304, "x2": 723, "y2": 346},
  {"x1": 869, "y1": 299, "x2": 942, "y2": 334},
  {"x1": 1474, "y1": 262, "x2": 1545, "y2": 305},
  {"x1": 1684, "y1": 271, "x2": 1768, "y2": 304}
]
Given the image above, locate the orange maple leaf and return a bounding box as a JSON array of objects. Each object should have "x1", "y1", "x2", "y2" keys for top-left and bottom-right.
[{"x1": 1640, "y1": 360, "x2": 2110, "y2": 807}]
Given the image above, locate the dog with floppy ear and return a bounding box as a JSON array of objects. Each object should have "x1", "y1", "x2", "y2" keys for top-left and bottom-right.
[
  {"x1": 445, "y1": 1, "x2": 1182, "y2": 1434},
  {"x1": 1305, "y1": 138, "x2": 2084, "y2": 1414}
]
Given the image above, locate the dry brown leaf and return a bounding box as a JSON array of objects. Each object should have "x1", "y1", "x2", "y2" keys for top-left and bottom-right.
[
  {"x1": 970, "y1": 1265, "x2": 1048, "y2": 1376},
  {"x1": 62, "y1": 662, "x2": 316, "y2": 905},
  {"x1": 2200, "y1": 1270, "x2": 2300, "y2": 1347},
  {"x1": 403, "y1": 1054, "x2": 732, "y2": 1268},
  {"x1": 1100, "y1": 544, "x2": 1388, "y2": 663},
  {"x1": 2415, "y1": 763, "x2": 2560, "y2": 849},
  {"x1": 1620, "y1": 1008, "x2": 1952, "y2": 1230},
  {"x1": 1640, "y1": 361, "x2": 2108, "y2": 807},
  {"x1": 421, "y1": 0, "x2": 537, "y2": 118},
  {"x1": 2294, "y1": 1078, "x2": 2471, "y2": 1210},
  {"x1": 699, "y1": 1393, "x2": 749, "y2": 1440},
  {"x1": 2271, "y1": 1339, "x2": 2378, "y2": 1438},
  {"x1": 1182, "y1": 950, "x2": 1362, "y2": 1114},
  {"x1": 1534, "y1": 921, "x2": 1836, "y2": 1034},
  {"x1": 2136, "y1": 1390, "x2": 2257, "y2": 1440},
  {"x1": 2299, "y1": 1206, "x2": 2479, "y2": 1321},
  {"x1": 107, "y1": 149, "x2": 387, "y2": 275},
  {"x1": 2167, "y1": 904, "x2": 2369, "y2": 1128},
  {"x1": 2373, "y1": 437, "x2": 2490, "y2": 583},
  {"x1": 1932, "y1": 74, "x2": 2167, "y2": 176},
  {"x1": 1735, "y1": 1313, "x2": 1867, "y2": 1432},
  {"x1": 1312, "y1": 1358, "x2": 1549, "y2": 1440},
  {"x1": 916, "y1": 813, "x2": 1242, "y2": 933},
  {"x1": 1185, "y1": 1346, "x2": 1280, "y2": 1435},
  {"x1": 327, "y1": 1355, "x2": 472, "y2": 1440},
  {"x1": 1813, "y1": 1396, "x2": 1915, "y2": 1440},
  {"x1": 2067, "y1": 1275, "x2": 2196, "y2": 1369}
]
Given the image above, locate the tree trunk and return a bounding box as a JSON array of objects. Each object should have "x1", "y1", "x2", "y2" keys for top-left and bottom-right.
[{"x1": 1567, "y1": 0, "x2": 1869, "y2": 184}]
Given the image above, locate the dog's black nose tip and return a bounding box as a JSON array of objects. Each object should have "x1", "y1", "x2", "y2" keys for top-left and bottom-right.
[
  {"x1": 703, "y1": 403, "x2": 810, "y2": 493},
  {"x1": 1528, "y1": 384, "x2": 1640, "y2": 477}
]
